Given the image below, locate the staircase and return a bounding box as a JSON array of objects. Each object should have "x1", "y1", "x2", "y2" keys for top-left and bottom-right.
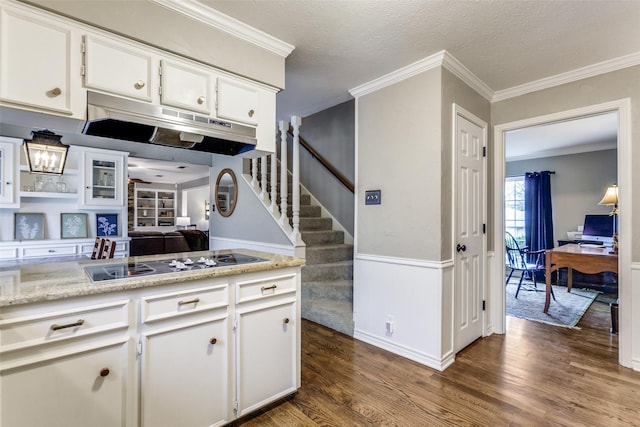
[{"x1": 293, "y1": 193, "x2": 354, "y2": 336}]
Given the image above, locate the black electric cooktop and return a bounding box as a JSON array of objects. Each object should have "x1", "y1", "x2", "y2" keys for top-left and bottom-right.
[{"x1": 85, "y1": 253, "x2": 268, "y2": 282}]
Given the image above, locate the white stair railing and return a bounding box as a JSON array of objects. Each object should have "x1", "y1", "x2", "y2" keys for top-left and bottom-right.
[{"x1": 247, "y1": 116, "x2": 304, "y2": 248}]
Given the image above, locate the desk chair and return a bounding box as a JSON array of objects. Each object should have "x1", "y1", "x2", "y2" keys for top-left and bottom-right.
[{"x1": 505, "y1": 231, "x2": 555, "y2": 300}]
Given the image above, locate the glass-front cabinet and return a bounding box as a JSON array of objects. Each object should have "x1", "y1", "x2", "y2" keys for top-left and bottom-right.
[
  {"x1": 0, "y1": 138, "x2": 18, "y2": 207},
  {"x1": 80, "y1": 150, "x2": 126, "y2": 207}
]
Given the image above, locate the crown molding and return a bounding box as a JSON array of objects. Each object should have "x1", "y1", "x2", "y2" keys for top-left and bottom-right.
[
  {"x1": 349, "y1": 50, "x2": 446, "y2": 98},
  {"x1": 151, "y1": 0, "x2": 294, "y2": 57},
  {"x1": 349, "y1": 50, "x2": 493, "y2": 101},
  {"x1": 493, "y1": 51, "x2": 640, "y2": 102}
]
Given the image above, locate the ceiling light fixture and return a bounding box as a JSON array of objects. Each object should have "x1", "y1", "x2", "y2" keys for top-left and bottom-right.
[{"x1": 23, "y1": 129, "x2": 69, "y2": 175}]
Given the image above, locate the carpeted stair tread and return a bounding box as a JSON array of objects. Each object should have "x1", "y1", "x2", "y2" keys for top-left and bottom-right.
[
  {"x1": 297, "y1": 217, "x2": 333, "y2": 231},
  {"x1": 302, "y1": 299, "x2": 354, "y2": 336}
]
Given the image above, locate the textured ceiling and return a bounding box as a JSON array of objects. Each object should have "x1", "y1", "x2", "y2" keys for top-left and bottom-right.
[{"x1": 201, "y1": 0, "x2": 640, "y2": 120}]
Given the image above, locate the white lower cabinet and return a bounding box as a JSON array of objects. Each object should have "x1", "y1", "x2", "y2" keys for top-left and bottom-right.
[
  {"x1": 0, "y1": 266, "x2": 301, "y2": 426},
  {"x1": 0, "y1": 297, "x2": 136, "y2": 427},
  {"x1": 236, "y1": 300, "x2": 297, "y2": 416},
  {"x1": 141, "y1": 316, "x2": 229, "y2": 427},
  {"x1": 1, "y1": 341, "x2": 132, "y2": 427}
]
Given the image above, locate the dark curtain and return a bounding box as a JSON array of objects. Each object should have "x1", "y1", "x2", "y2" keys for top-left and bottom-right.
[{"x1": 524, "y1": 171, "x2": 554, "y2": 259}]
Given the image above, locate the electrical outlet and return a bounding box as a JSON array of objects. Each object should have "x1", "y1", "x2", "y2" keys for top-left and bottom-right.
[
  {"x1": 385, "y1": 315, "x2": 394, "y2": 335},
  {"x1": 365, "y1": 190, "x2": 381, "y2": 205}
]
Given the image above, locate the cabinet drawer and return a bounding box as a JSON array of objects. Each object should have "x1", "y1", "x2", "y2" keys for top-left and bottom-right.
[
  {"x1": 236, "y1": 274, "x2": 296, "y2": 304},
  {"x1": 0, "y1": 299, "x2": 131, "y2": 353},
  {"x1": 0, "y1": 247, "x2": 18, "y2": 259},
  {"x1": 141, "y1": 284, "x2": 228, "y2": 323},
  {"x1": 23, "y1": 245, "x2": 77, "y2": 257}
]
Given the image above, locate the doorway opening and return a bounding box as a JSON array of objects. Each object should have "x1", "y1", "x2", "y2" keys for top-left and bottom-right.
[{"x1": 491, "y1": 99, "x2": 632, "y2": 368}]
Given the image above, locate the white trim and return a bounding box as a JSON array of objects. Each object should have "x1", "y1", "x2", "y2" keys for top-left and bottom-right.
[
  {"x1": 353, "y1": 329, "x2": 455, "y2": 371},
  {"x1": 493, "y1": 52, "x2": 640, "y2": 102},
  {"x1": 506, "y1": 141, "x2": 617, "y2": 162},
  {"x1": 151, "y1": 0, "x2": 295, "y2": 57},
  {"x1": 349, "y1": 50, "x2": 492, "y2": 101},
  {"x1": 451, "y1": 104, "x2": 489, "y2": 352},
  {"x1": 210, "y1": 236, "x2": 296, "y2": 257},
  {"x1": 355, "y1": 253, "x2": 454, "y2": 270},
  {"x1": 492, "y1": 99, "x2": 633, "y2": 369}
]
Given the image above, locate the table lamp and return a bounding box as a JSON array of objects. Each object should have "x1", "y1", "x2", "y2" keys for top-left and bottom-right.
[{"x1": 599, "y1": 184, "x2": 618, "y2": 254}]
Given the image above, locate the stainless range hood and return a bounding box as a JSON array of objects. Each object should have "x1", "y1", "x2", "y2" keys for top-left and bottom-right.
[{"x1": 83, "y1": 91, "x2": 257, "y2": 156}]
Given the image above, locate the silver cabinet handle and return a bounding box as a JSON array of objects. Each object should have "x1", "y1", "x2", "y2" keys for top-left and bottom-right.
[
  {"x1": 261, "y1": 284, "x2": 277, "y2": 292},
  {"x1": 134, "y1": 80, "x2": 145, "y2": 89},
  {"x1": 178, "y1": 297, "x2": 200, "y2": 306},
  {"x1": 197, "y1": 96, "x2": 206, "y2": 105}
]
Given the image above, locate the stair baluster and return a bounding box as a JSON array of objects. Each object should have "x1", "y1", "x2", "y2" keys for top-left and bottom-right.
[
  {"x1": 260, "y1": 155, "x2": 268, "y2": 201},
  {"x1": 278, "y1": 120, "x2": 289, "y2": 226},
  {"x1": 269, "y1": 151, "x2": 278, "y2": 213},
  {"x1": 290, "y1": 116, "x2": 302, "y2": 244}
]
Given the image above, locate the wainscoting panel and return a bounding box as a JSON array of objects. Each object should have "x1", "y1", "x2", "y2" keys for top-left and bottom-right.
[{"x1": 353, "y1": 253, "x2": 454, "y2": 371}]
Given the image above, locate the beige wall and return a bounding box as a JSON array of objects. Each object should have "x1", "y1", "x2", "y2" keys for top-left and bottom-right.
[
  {"x1": 22, "y1": 0, "x2": 285, "y2": 89},
  {"x1": 357, "y1": 68, "x2": 442, "y2": 260},
  {"x1": 492, "y1": 65, "x2": 640, "y2": 259}
]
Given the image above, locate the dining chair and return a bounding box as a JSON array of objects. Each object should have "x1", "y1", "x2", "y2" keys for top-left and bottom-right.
[{"x1": 505, "y1": 231, "x2": 555, "y2": 300}]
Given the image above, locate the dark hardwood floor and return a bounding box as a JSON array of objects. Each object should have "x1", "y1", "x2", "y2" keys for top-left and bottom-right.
[{"x1": 236, "y1": 300, "x2": 640, "y2": 426}]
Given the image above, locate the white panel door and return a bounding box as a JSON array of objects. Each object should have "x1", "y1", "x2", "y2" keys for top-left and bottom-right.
[{"x1": 454, "y1": 111, "x2": 486, "y2": 352}]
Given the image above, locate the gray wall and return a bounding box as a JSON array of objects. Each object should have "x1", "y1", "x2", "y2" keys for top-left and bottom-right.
[
  {"x1": 492, "y1": 65, "x2": 640, "y2": 259},
  {"x1": 210, "y1": 156, "x2": 290, "y2": 245},
  {"x1": 294, "y1": 100, "x2": 355, "y2": 235},
  {"x1": 506, "y1": 149, "x2": 618, "y2": 245}
]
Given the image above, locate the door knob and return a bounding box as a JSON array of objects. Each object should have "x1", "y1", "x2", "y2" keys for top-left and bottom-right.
[{"x1": 456, "y1": 244, "x2": 467, "y2": 253}]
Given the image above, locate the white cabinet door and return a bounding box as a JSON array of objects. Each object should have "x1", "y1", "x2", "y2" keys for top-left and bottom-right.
[
  {"x1": 216, "y1": 78, "x2": 258, "y2": 126},
  {"x1": 83, "y1": 34, "x2": 153, "y2": 101},
  {"x1": 141, "y1": 317, "x2": 229, "y2": 427},
  {"x1": 0, "y1": 7, "x2": 72, "y2": 113},
  {"x1": 0, "y1": 138, "x2": 18, "y2": 206},
  {"x1": 160, "y1": 59, "x2": 211, "y2": 114},
  {"x1": 81, "y1": 150, "x2": 125, "y2": 207},
  {"x1": 0, "y1": 341, "x2": 131, "y2": 427},
  {"x1": 236, "y1": 300, "x2": 297, "y2": 416}
]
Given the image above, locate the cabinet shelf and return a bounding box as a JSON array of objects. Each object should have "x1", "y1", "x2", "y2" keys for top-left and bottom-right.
[{"x1": 20, "y1": 191, "x2": 77, "y2": 199}]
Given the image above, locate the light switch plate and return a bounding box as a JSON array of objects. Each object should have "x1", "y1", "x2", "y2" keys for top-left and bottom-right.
[{"x1": 365, "y1": 190, "x2": 381, "y2": 205}]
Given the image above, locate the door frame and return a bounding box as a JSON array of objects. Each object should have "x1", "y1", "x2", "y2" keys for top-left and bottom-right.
[
  {"x1": 452, "y1": 103, "x2": 488, "y2": 350},
  {"x1": 490, "y1": 99, "x2": 632, "y2": 368}
]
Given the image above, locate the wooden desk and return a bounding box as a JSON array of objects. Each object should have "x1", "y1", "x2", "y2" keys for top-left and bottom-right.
[{"x1": 544, "y1": 244, "x2": 618, "y2": 313}]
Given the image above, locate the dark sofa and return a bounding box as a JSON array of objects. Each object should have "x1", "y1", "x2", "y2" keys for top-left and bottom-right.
[{"x1": 129, "y1": 229, "x2": 209, "y2": 256}]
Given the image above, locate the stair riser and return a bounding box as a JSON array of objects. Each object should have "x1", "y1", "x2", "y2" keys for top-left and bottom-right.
[
  {"x1": 302, "y1": 281, "x2": 353, "y2": 302},
  {"x1": 302, "y1": 263, "x2": 353, "y2": 281},
  {"x1": 305, "y1": 246, "x2": 353, "y2": 264},
  {"x1": 296, "y1": 217, "x2": 333, "y2": 231},
  {"x1": 301, "y1": 231, "x2": 345, "y2": 245}
]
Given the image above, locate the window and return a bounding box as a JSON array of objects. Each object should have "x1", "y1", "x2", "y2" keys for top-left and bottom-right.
[{"x1": 505, "y1": 176, "x2": 525, "y2": 245}]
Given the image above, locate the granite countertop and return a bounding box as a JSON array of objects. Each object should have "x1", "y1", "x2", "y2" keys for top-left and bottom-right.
[{"x1": 0, "y1": 249, "x2": 305, "y2": 307}]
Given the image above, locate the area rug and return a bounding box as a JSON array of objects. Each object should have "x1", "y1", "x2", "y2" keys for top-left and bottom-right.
[{"x1": 506, "y1": 280, "x2": 599, "y2": 329}]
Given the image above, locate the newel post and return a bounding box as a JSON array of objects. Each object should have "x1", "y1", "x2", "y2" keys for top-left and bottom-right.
[
  {"x1": 290, "y1": 115, "x2": 302, "y2": 243},
  {"x1": 278, "y1": 120, "x2": 289, "y2": 225}
]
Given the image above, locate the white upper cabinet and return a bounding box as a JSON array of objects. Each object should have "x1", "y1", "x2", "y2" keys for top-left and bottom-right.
[
  {"x1": 83, "y1": 34, "x2": 154, "y2": 102},
  {"x1": 160, "y1": 60, "x2": 211, "y2": 115},
  {"x1": 79, "y1": 148, "x2": 127, "y2": 208},
  {"x1": 216, "y1": 78, "x2": 259, "y2": 126},
  {"x1": 0, "y1": 7, "x2": 73, "y2": 114}
]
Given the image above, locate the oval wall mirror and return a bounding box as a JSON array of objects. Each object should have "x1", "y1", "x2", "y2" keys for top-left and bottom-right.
[{"x1": 215, "y1": 168, "x2": 237, "y2": 217}]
